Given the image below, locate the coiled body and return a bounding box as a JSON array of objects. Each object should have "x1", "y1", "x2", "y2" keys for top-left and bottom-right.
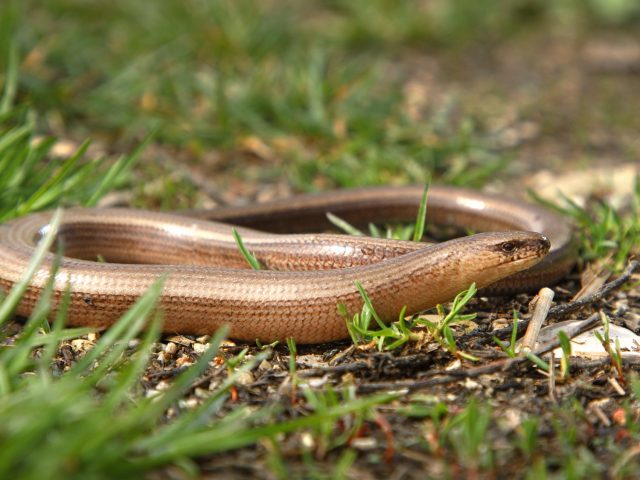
[{"x1": 0, "y1": 186, "x2": 573, "y2": 343}]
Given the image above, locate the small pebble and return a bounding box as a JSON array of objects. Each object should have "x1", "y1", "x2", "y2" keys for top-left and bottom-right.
[
  {"x1": 300, "y1": 432, "x2": 315, "y2": 449},
  {"x1": 175, "y1": 355, "x2": 194, "y2": 368},
  {"x1": 179, "y1": 398, "x2": 199, "y2": 409},
  {"x1": 192, "y1": 343, "x2": 209, "y2": 354},
  {"x1": 155, "y1": 380, "x2": 171, "y2": 391},
  {"x1": 156, "y1": 351, "x2": 170, "y2": 363},
  {"x1": 165, "y1": 335, "x2": 193, "y2": 345},
  {"x1": 258, "y1": 359, "x2": 272, "y2": 371},
  {"x1": 612, "y1": 408, "x2": 627, "y2": 426},
  {"x1": 445, "y1": 359, "x2": 462, "y2": 371},
  {"x1": 351, "y1": 438, "x2": 377, "y2": 450},
  {"x1": 145, "y1": 389, "x2": 161, "y2": 399},
  {"x1": 306, "y1": 377, "x2": 327, "y2": 388},
  {"x1": 499, "y1": 408, "x2": 523, "y2": 430},
  {"x1": 70, "y1": 339, "x2": 92, "y2": 352},
  {"x1": 194, "y1": 387, "x2": 210, "y2": 399},
  {"x1": 235, "y1": 371, "x2": 254, "y2": 386},
  {"x1": 464, "y1": 378, "x2": 481, "y2": 390},
  {"x1": 164, "y1": 342, "x2": 178, "y2": 355}
]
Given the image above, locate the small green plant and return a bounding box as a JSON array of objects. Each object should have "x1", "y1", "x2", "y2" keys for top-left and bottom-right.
[
  {"x1": 631, "y1": 374, "x2": 640, "y2": 402},
  {"x1": 492, "y1": 311, "x2": 551, "y2": 372},
  {"x1": 222, "y1": 346, "x2": 262, "y2": 403},
  {"x1": 302, "y1": 386, "x2": 355, "y2": 458},
  {"x1": 493, "y1": 310, "x2": 520, "y2": 358},
  {"x1": 342, "y1": 281, "x2": 480, "y2": 358},
  {"x1": 557, "y1": 331, "x2": 572, "y2": 380},
  {"x1": 223, "y1": 346, "x2": 249, "y2": 371},
  {"x1": 522, "y1": 351, "x2": 550, "y2": 373},
  {"x1": 286, "y1": 337, "x2": 299, "y2": 404},
  {"x1": 444, "y1": 399, "x2": 493, "y2": 471},
  {"x1": 255, "y1": 338, "x2": 279, "y2": 350},
  {"x1": 517, "y1": 417, "x2": 539, "y2": 460},
  {"x1": 593, "y1": 311, "x2": 624, "y2": 379},
  {"x1": 548, "y1": 403, "x2": 603, "y2": 478},
  {"x1": 298, "y1": 384, "x2": 397, "y2": 462},
  {"x1": 416, "y1": 283, "x2": 479, "y2": 361},
  {"x1": 341, "y1": 282, "x2": 416, "y2": 350},
  {"x1": 400, "y1": 395, "x2": 449, "y2": 422}
]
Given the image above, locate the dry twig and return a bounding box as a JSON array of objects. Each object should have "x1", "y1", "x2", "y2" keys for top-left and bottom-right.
[{"x1": 521, "y1": 287, "x2": 555, "y2": 352}]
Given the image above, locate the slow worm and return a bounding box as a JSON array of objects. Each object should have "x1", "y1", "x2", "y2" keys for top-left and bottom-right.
[{"x1": 0, "y1": 185, "x2": 574, "y2": 343}]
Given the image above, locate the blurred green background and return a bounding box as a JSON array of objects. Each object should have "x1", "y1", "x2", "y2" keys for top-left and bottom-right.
[{"x1": 1, "y1": 0, "x2": 639, "y2": 198}]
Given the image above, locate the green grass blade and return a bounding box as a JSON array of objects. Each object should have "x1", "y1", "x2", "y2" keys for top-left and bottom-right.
[
  {"x1": 412, "y1": 181, "x2": 430, "y2": 242},
  {"x1": 14, "y1": 141, "x2": 90, "y2": 216},
  {"x1": 0, "y1": 209, "x2": 61, "y2": 325},
  {"x1": 86, "y1": 132, "x2": 153, "y2": 207},
  {"x1": 135, "y1": 392, "x2": 397, "y2": 466},
  {"x1": 232, "y1": 228, "x2": 263, "y2": 270},
  {"x1": 68, "y1": 278, "x2": 165, "y2": 376},
  {"x1": 0, "y1": 42, "x2": 17, "y2": 114},
  {"x1": 327, "y1": 212, "x2": 364, "y2": 236}
]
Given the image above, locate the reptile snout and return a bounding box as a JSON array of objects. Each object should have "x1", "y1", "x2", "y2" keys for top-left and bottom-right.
[{"x1": 538, "y1": 234, "x2": 551, "y2": 253}]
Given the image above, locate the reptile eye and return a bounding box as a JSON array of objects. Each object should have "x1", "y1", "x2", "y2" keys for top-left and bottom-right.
[{"x1": 501, "y1": 242, "x2": 517, "y2": 253}]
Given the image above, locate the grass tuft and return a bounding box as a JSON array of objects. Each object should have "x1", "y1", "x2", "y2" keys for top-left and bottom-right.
[{"x1": 529, "y1": 177, "x2": 640, "y2": 271}]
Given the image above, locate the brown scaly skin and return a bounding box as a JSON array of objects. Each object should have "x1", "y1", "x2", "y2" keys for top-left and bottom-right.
[{"x1": 0, "y1": 186, "x2": 569, "y2": 343}]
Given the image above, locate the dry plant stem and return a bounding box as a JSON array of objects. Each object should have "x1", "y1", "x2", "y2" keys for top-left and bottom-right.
[
  {"x1": 548, "y1": 351, "x2": 558, "y2": 404},
  {"x1": 589, "y1": 403, "x2": 611, "y2": 426},
  {"x1": 520, "y1": 287, "x2": 555, "y2": 352},
  {"x1": 357, "y1": 313, "x2": 601, "y2": 394},
  {"x1": 480, "y1": 259, "x2": 640, "y2": 344},
  {"x1": 608, "y1": 377, "x2": 626, "y2": 395}
]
